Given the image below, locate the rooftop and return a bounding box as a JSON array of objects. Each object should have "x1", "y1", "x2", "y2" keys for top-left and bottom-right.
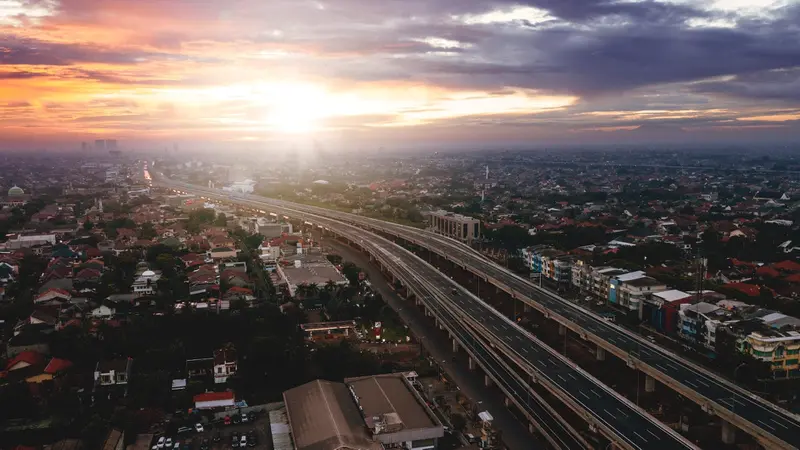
[
  {"x1": 283, "y1": 379, "x2": 382, "y2": 450},
  {"x1": 346, "y1": 373, "x2": 438, "y2": 432}
]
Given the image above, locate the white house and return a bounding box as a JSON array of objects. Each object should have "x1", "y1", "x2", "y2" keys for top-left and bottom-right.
[
  {"x1": 213, "y1": 346, "x2": 237, "y2": 384},
  {"x1": 95, "y1": 358, "x2": 132, "y2": 386},
  {"x1": 89, "y1": 305, "x2": 116, "y2": 319},
  {"x1": 131, "y1": 270, "x2": 161, "y2": 296}
]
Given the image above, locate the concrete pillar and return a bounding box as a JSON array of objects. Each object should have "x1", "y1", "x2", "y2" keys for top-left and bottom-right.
[
  {"x1": 468, "y1": 357, "x2": 476, "y2": 371},
  {"x1": 644, "y1": 375, "x2": 655, "y2": 393},
  {"x1": 504, "y1": 397, "x2": 511, "y2": 407},
  {"x1": 523, "y1": 303, "x2": 531, "y2": 312},
  {"x1": 558, "y1": 324, "x2": 566, "y2": 336},
  {"x1": 721, "y1": 419, "x2": 736, "y2": 444},
  {"x1": 452, "y1": 340, "x2": 459, "y2": 353},
  {"x1": 484, "y1": 375, "x2": 493, "y2": 387},
  {"x1": 596, "y1": 347, "x2": 606, "y2": 361},
  {"x1": 529, "y1": 423, "x2": 536, "y2": 434}
]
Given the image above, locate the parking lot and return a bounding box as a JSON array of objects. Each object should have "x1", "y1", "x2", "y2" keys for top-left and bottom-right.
[{"x1": 152, "y1": 415, "x2": 271, "y2": 450}]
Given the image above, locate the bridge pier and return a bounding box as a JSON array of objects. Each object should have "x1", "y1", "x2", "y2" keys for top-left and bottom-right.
[
  {"x1": 721, "y1": 419, "x2": 736, "y2": 444},
  {"x1": 558, "y1": 324, "x2": 566, "y2": 336},
  {"x1": 596, "y1": 347, "x2": 606, "y2": 361},
  {"x1": 452, "y1": 340, "x2": 459, "y2": 353},
  {"x1": 529, "y1": 423, "x2": 536, "y2": 434},
  {"x1": 523, "y1": 303, "x2": 531, "y2": 313},
  {"x1": 468, "y1": 357, "x2": 476, "y2": 371},
  {"x1": 644, "y1": 375, "x2": 655, "y2": 393},
  {"x1": 504, "y1": 397, "x2": 511, "y2": 407},
  {"x1": 484, "y1": 375, "x2": 493, "y2": 387}
]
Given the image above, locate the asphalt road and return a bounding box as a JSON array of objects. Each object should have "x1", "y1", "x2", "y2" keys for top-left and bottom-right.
[
  {"x1": 394, "y1": 228, "x2": 800, "y2": 448},
  {"x1": 327, "y1": 241, "x2": 554, "y2": 450},
  {"x1": 158, "y1": 180, "x2": 696, "y2": 449}
]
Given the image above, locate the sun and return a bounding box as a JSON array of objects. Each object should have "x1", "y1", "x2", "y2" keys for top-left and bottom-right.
[{"x1": 262, "y1": 83, "x2": 328, "y2": 134}]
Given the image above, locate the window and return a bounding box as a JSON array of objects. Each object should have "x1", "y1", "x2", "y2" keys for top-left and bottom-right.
[
  {"x1": 217, "y1": 367, "x2": 223, "y2": 374},
  {"x1": 786, "y1": 359, "x2": 799, "y2": 366},
  {"x1": 101, "y1": 374, "x2": 112, "y2": 384}
]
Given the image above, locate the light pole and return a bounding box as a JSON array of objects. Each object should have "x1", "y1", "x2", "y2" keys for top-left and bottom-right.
[{"x1": 732, "y1": 362, "x2": 746, "y2": 417}]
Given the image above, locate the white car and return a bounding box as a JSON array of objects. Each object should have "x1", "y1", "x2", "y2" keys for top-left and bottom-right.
[
  {"x1": 165, "y1": 438, "x2": 172, "y2": 448},
  {"x1": 194, "y1": 423, "x2": 204, "y2": 433},
  {"x1": 240, "y1": 436, "x2": 247, "y2": 447},
  {"x1": 156, "y1": 437, "x2": 165, "y2": 449}
]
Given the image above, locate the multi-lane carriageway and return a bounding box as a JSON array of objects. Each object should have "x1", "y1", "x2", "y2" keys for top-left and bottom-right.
[
  {"x1": 159, "y1": 178, "x2": 800, "y2": 449},
  {"x1": 159, "y1": 177, "x2": 698, "y2": 450}
]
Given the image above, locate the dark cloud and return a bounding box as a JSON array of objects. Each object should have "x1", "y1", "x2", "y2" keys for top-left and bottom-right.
[
  {"x1": 690, "y1": 68, "x2": 800, "y2": 102},
  {"x1": 4, "y1": 101, "x2": 33, "y2": 108},
  {"x1": 0, "y1": 34, "x2": 187, "y2": 66},
  {"x1": 0, "y1": 71, "x2": 46, "y2": 80}
]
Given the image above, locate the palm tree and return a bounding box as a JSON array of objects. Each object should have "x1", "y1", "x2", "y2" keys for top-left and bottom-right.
[
  {"x1": 324, "y1": 280, "x2": 337, "y2": 293},
  {"x1": 295, "y1": 282, "x2": 310, "y2": 298},
  {"x1": 306, "y1": 283, "x2": 321, "y2": 298}
]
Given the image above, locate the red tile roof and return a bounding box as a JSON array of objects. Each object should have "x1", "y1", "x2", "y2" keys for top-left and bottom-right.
[
  {"x1": 194, "y1": 391, "x2": 234, "y2": 403},
  {"x1": 44, "y1": 358, "x2": 73, "y2": 374},
  {"x1": 756, "y1": 266, "x2": 781, "y2": 278},
  {"x1": 6, "y1": 351, "x2": 46, "y2": 371},
  {"x1": 724, "y1": 282, "x2": 761, "y2": 297},
  {"x1": 773, "y1": 260, "x2": 800, "y2": 273}
]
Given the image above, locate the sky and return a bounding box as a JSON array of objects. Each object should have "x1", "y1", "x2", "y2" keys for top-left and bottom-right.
[{"x1": 1, "y1": 0, "x2": 799, "y2": 151}]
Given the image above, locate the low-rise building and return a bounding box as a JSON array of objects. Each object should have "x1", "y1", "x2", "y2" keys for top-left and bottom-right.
[
  {"x1": 131, "y1": 270, "x2": 161, "y2": 296},
  {"x1": 213, "y1": 346, "x2": 237, "y2": 384},
  {"x1": 95, "y1": 358, "x2": 132, "y2": 386},
  {"x1": 677, "y1": 302, "x2": 732, "y2": 350},
  {"x1": 194, "y1": 391, "x2": 235, "y2": 410},
  {"x1": 283, "y1": 374, "x2": 443, "y2": 450},
  {"x1": 643, "y1": 290, "x2": 693, "y2": 334},
  {"x1": 426, "y1": 210, "x2": 480, "y2": 243},
  {"x1": 741, "y1": 328, "x2": 800, "y2": 379}
]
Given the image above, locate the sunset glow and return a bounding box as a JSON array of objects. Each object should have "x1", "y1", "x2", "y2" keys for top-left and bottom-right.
[{"x1": 1, "y1": 0, "x2": 799, "y2": 149}]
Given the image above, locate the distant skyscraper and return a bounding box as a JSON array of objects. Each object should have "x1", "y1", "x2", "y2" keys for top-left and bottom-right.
[
  {"x1": 95, "y1": 139, "x2": 106, "y2": 150},
  {"x1": 107, "y1": 139, "x2": 118, "y2": 151}
]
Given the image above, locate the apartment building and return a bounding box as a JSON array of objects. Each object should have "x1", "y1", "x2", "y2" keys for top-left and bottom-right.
[{"x1": 426, "y1": 210, "x2": 480, "y2": 243}]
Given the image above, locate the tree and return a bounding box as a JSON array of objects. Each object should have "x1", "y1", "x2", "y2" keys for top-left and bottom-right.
[
  {"x1": 139, "y1": 222, "x2": 157, "y2": 240},
  {"x1": 450, "y1": 413, "x2": 467, "y2": 431},
  {"x1": 83, "y1": 220, "x2": 94, "y2": 231},
  {"x1": 214, "y1": 213, "x2": 228, "y2": 227}
]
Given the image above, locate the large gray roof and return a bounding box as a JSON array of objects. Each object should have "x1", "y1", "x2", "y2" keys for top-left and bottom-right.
[{"x1": 283, "y1": 379, "x2": 382, "y2": 450}]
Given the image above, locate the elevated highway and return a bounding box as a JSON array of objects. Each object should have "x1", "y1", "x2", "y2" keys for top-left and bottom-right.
[
  {"x1": 158, "y1": 178, "x2": 800, "y2": 450},
  {"x1": 156, "y1": 177, "x2": 699, "y2": 450}
]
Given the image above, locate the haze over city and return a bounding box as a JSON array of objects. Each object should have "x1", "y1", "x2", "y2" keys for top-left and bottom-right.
[{"x1": 1, "y1": 0, "x2": 800, "y2": 151}]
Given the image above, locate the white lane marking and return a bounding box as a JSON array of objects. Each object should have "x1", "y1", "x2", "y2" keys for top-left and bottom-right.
[
  {"x1": 520, "y1": 347, "x2": 530, "y2": 354},
  {"x1": 666, "y1": 363, "x2": 680, "y2": 371},
  {"x1": 535, "y1": 360, "x2": 547, "y2": 368},
  {"x1": 607, "y1": 337, "x2": 616, "y2": 343},
  {"x1": 771, "y1": 418, "x2": 789, "y2": 429},
  {"x1": 655, "y1": 363, "x2": 669, "y2": 372},
  {"x1": 568, "y1": 373, "x2": 577, "y2": 380},
  {"x1": 733, "y1": 397, "x2": 747, "y2": 406},
  {"x1": 579, "y1": 391, "x2": 591, "y2": 400},
  {"x1": 684, "y1": 380, "x2": 699, "y2": 388},
  {"x1": 557, "y1": 375, "x2": 567, "y2": 383},
  {"x1": 696, "y1": 379, "x2": 710, "y2": 388},
  {"x1": 590, "y1": 389, "x2": 602, "y2": 398},
  {"x1": 758, "y1": 420, "x2": 776, "y2": 432},
  {"x1": 646, "y1": 429, "x2": 660, "y2": 440},
  {"x1": 547, "y1": 359, "x2": 558, "y2": 367},
  {"x1": 718, "y1": 399, "x2": 734, "y2": 408},
  {"x1": 603, "y1": 409, "x2": 617, "y2": 419},
  {"x1": 633, "y1": 431, "x2": 648, "y2": 443},
  {"x1": 616, "y1": 408, "x2": 628, "y2": 418}
]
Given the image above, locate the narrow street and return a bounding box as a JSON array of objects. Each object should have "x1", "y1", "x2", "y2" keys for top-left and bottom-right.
[{"x1": 325, "y1": 240, "x2": 548, "y2": 450}]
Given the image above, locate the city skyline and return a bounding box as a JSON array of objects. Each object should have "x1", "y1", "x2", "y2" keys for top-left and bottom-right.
[{"x1": 1, "y1": 0, "x2": 799, "y2": 150}]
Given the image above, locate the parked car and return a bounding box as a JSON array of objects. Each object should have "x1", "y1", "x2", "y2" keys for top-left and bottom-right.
[
  {"x1": 212, "y1": 432, "x2": 222, "y2": 442},
  {"x1": 232, "y1": 414, "x2": 242, "y2": 424},
  {"x1": 200, "y1": 438, "x2": 210, "y2": 450},
  {"x1": 248, "y1": 412, "x2": 257, "y2": 422},
  {"x1": 231, "y1": 432, "x2": 240, "y2": 448},
  {"x1": 194, "y1": 423, "x2": 204, "y2": 433},
  {"x1": 156, "y1": 437, "x2": 165, "y2": 449},
  {"x1": 241, "y1": 413, "x2": 249, "y2": 423},
  {"x1": 173, "y1": 442, "x2": 180, "y2": 450},
  {"x1": 240, "y1": 435, "x2": 247, "y2": 447},
  {"x1": 224, "y1": 415, "x2": 231, "y2": 426},
  {"x1": 165, "y1": 438, "x2": 172, "y2": 448}
]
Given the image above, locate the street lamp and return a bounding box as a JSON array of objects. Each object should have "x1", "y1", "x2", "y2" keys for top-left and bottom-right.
[{"x1": 732, "y1": 362, "x2": 746, "y2": 417}]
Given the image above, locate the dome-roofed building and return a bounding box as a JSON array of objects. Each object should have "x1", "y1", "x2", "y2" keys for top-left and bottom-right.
[{"x1": 1, "y1": 185, "x2": 29, "y2": 206}]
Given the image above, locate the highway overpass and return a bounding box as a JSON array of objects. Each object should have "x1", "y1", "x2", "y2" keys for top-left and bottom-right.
[
  {"x1": 167, "y1": 180, "x2": 800, "y2": 450},
  {"x1": 156, "y1": 177, "x2": 702, "y2": 449}
]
